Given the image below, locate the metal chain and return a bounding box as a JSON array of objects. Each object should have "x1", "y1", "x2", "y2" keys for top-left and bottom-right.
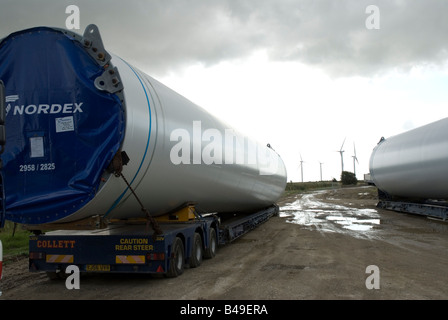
[{"x1": 118, "y1": 172, "x2": 163, "y2": 236}]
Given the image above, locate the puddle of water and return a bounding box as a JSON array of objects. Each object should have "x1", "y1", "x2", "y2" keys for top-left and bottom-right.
[{"x1": 280, "y1": 190, "x2": 381, "y2": 239}]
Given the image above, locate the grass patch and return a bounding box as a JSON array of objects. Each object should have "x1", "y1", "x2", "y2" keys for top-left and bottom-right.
[
  {"x1": 283, "y1": 181, "x2": 341, "y2": 196},
  {"x1": 282, "y1": 180, "x2": 372, "y2": 198},
  {"x1": 0, "y1": 221, "x2": 32, "y2": 259}
]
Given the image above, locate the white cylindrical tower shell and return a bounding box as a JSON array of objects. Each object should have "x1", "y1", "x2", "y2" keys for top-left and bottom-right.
[
  {"x1": 0, "y1": 26, "x2": 287, "y2": 225},
  {"x1": 73, "y1": 55, "x2": 287, "y2": 222},
  {"x1": 369, "y1": 117, "x2": 448, "y2": 200}
]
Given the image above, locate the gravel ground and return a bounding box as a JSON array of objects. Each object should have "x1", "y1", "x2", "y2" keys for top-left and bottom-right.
[{"x1": 1, "y1": 185, "x2": 447, "y2": 300}]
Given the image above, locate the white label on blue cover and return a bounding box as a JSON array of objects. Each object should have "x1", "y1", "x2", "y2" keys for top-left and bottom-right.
[
  {"x1": 55, "y1": 116, "x2": 74, "y2": 133},
  {"x1": 30, "y1": 136, "x2": 44, "y2": 158}
]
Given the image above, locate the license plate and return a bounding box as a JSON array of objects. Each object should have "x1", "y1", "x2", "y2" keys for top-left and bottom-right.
[{"x1": 86, "y1": 264, "x2": 110, "y2": 272}]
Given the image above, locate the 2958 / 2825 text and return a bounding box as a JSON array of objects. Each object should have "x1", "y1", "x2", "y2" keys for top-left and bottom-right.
[{"x1": 19, "y1": 163, "x2": 56, "y2": 172}]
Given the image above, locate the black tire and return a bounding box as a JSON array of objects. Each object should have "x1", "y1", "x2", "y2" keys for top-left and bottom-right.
[
  {"x1": 167, "y1": 237, "x2": 184, "y2": 278},
  {"x1": 204, "y1": 227, "x2": 217, "y2": 259},
  {"x1": 190, "y1": 232, "x2": 203, "y2": 268}
]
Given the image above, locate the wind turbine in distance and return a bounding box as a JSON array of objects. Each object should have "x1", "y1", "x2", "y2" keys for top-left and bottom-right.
[
  {"x1": 299, "y1": 153, "x2": 304, "y2": 183},
  {"x1": 319, "y1": 161, "x2": 324, "y2": 182},
  {"x1": 337, "y1": 138, "x2": 346, "y2": 174},
  {"x1": 352, "y1": 142, "x2": 359, "y2": 177}
]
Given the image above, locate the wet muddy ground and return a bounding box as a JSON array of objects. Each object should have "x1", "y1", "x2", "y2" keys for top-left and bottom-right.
[
  {"x1": 1, "y1": 185, "x2": 448, "y2": 300},
  {"x1": 281, "y1": 187, "x2": 381, "y2": 235}
]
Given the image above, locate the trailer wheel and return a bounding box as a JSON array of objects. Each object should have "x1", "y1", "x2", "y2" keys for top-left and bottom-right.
[
  {"x1": 204, "y1": 227, "x2": 217, "y2": 259},
  {"x1": 167, "y1": 237, "x2": 184, "y2": 278},
  {"x1": 190, "y1": 232, "x2": 203, "y2": 268}
]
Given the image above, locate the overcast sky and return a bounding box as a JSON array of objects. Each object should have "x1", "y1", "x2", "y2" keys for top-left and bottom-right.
[{"x1": 2, "y1": 0, "x2": 448, "y2": 182}]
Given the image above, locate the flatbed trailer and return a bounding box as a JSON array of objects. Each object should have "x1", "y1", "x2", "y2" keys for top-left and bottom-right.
[
  {"x1": 28, "y1": 205, "x2": 279, "y2": 278},
  {"x1": 377, "y1": 200, "x2": 448, "y2": 221}
]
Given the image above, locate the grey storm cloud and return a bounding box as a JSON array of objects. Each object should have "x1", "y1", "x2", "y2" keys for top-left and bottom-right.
[{"x1": 1, "y1": 0, "x2": 448, "y2": 77}]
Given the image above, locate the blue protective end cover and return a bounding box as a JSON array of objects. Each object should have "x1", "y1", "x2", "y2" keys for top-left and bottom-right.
[{"x1": 0, "y1": 27, "x2": 125, "y2": 224}]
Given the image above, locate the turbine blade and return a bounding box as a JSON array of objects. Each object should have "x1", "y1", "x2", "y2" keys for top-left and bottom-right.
[{"x1": 340, "y1": 137, "x2": 346, "y2": 151}]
